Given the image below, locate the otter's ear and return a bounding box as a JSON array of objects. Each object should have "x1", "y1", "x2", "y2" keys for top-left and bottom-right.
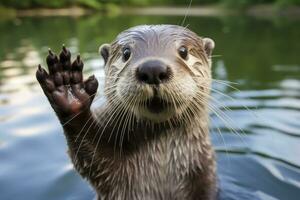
[
  {"x1": 202, "y1": 38, "x2": 215, "y2": 58},
  {"x1": 99, "y1": 44, "x2": 111, "y2": 65}
]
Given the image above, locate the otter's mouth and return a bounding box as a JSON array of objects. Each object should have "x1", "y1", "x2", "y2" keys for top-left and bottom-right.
[{"x1": 146, "y1": 96, "x2": 171, "y2": 113}]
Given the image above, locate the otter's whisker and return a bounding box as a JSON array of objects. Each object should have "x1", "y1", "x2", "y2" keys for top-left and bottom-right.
[
  {"x1": 75, "y1": 114, "x2": 94, "y2": 143},
  {"x1": 119, "y1": 93, "x2": 140, "y2": 156},
  {"x1": 75, "y1": 92, "x2": 123, "y2": 164},
  {"x1": 89, "y1": 86, "x2": 129, "y2": 166},
  {"x1": 177, "y1": 79, "x2": 247, "y2": 148},
  {"x1": 88, "y1": 96, "x2": 127, "y2": 177},
  {"x1": 196, "y1": 81, "x2": 259, "y2": 127},
  {"x1": 211, "y1": 116, "x2": 231, "y2": 169},
  {"x1": 172, "y1": 82, "x2": 199, "y2": 126},
  {"x1": 114, "y1": 94, "x2": 134, "y2": 155},
  {"x1": 113, "y1": 88, "x2": 140, "y2": 153},
  {"x1": 75, "y1": 116, "x2": 98, "y2": 161},
  {"x1": 180, "y1": 0, "x2": 193, "y2": 26},
  {"x1": 210, "y1": 87, "x2": 259, "y2": 118},
  {"x1": 194, "y1": 92, "x2": 249, "y2": 147}
]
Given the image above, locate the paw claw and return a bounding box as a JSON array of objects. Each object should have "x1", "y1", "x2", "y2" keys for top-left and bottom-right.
[
  {"x1": 38, "y1": 64, "x2": 42, "y2": 71},
  {"x1": 48, "y1": 48, "x2": 53, "y2": 55},
  {"x1": 59, "y1": 46, "x2": 71, "y2": 63},
  {"x1": 46, "y1": 51, "x2": 59, "y2": 73},
  {"x1": 62, "y1": 44, "x2": 67, "y2": 52},
  {"x1": 72, "y1": 54, "x2": 83, "y2": 71},
  {"x1": 36, "y1": 65, "x2": 55, "y2": 94},
  {"x1": 36, "y1": 65, "x2": 47, "y2": 82},
  {"x1": 89, "y1": 75, "x2": 95, "y2": 80}
]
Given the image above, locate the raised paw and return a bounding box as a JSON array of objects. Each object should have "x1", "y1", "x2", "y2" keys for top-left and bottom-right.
[{"x1": 36, "y1": 45, "x2": 98, "y2": 118}]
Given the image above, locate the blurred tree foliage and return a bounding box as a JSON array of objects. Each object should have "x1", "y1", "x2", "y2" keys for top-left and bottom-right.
[
  {"x1": 0, "y1": 0, "x2": 101, "y2": 9},
  {"x1": 0, "y1": 0, "x2": 299, "y2": 9}
]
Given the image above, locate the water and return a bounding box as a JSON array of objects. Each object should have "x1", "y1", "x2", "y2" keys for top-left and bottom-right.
[{"x1": 0, "y1": 14, "x2": 299, "y2": 200}]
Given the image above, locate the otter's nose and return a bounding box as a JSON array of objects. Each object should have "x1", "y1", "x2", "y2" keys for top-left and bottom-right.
[{"x1": 137, "y1": 60, "x2": 170, "y2": 84}]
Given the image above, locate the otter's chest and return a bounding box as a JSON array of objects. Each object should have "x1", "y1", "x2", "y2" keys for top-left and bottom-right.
[{"x1": 100, "y1": 133, "x2": 205, "y2": 200}]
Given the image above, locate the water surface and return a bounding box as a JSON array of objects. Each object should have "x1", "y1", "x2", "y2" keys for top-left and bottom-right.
[{"x1": 0, "y1": 14, "x2": 299, "y2": 200}]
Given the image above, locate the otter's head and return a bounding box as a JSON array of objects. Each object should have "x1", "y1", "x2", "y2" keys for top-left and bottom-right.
[{"x1": 99, "y1": 25, "x2": 214, "y2": 123}]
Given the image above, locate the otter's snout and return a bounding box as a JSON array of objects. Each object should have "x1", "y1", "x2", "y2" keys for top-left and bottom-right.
[{"x1": 136, "y1": 60, "x2": 171, "y2": 85}]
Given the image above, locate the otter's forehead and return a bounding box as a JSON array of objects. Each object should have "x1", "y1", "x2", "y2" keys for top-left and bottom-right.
[{"x1": 115, "y1": 25, "x2": 201, "y2": 46}]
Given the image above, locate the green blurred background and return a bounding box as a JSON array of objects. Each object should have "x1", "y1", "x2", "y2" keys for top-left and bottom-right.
[{"x1": 0, "y1": 0, "x2": 299, "y2": 9}]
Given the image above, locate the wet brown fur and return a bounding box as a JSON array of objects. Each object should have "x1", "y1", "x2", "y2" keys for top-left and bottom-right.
[{"x1": 36, "y1": 25, "x2": 217, "y2": 200}]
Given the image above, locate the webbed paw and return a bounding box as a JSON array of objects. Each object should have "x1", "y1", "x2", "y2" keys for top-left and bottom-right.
[{"x1": 36, "y1": 46, "x2": 98, "y2": 118}]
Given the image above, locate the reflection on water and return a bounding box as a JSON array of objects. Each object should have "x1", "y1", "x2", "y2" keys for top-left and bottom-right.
[{"x1": 0, "y1": 15, "x2": 299, "y2": 200}]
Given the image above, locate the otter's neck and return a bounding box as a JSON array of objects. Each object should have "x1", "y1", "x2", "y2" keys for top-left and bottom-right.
[{"x1": 90, "y1": 105, "x2": 215, "y2": 200}]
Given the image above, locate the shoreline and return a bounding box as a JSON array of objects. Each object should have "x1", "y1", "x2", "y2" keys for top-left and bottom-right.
[
  {"x1": 123, "y1": 5, "x2": 300, "y2": 18},
  {"x1": 1, "y1": 5, "x2": 300, "y2": 19},
  {"x1": 16, "y1": 6, "x2": 94, "y2": 17}
]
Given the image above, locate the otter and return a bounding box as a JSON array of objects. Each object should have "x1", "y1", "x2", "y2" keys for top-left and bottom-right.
[{"x1": 36, "y1": 25, "x2": 217, "y2": 200}]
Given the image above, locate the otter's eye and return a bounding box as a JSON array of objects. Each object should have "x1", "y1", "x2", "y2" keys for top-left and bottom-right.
[
  {"x1": 122, "y1": 47, "x2": 131, "y2": 62},
  {"x1": 178, "y1": 46, "x2": 188, "y2": 60}
]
